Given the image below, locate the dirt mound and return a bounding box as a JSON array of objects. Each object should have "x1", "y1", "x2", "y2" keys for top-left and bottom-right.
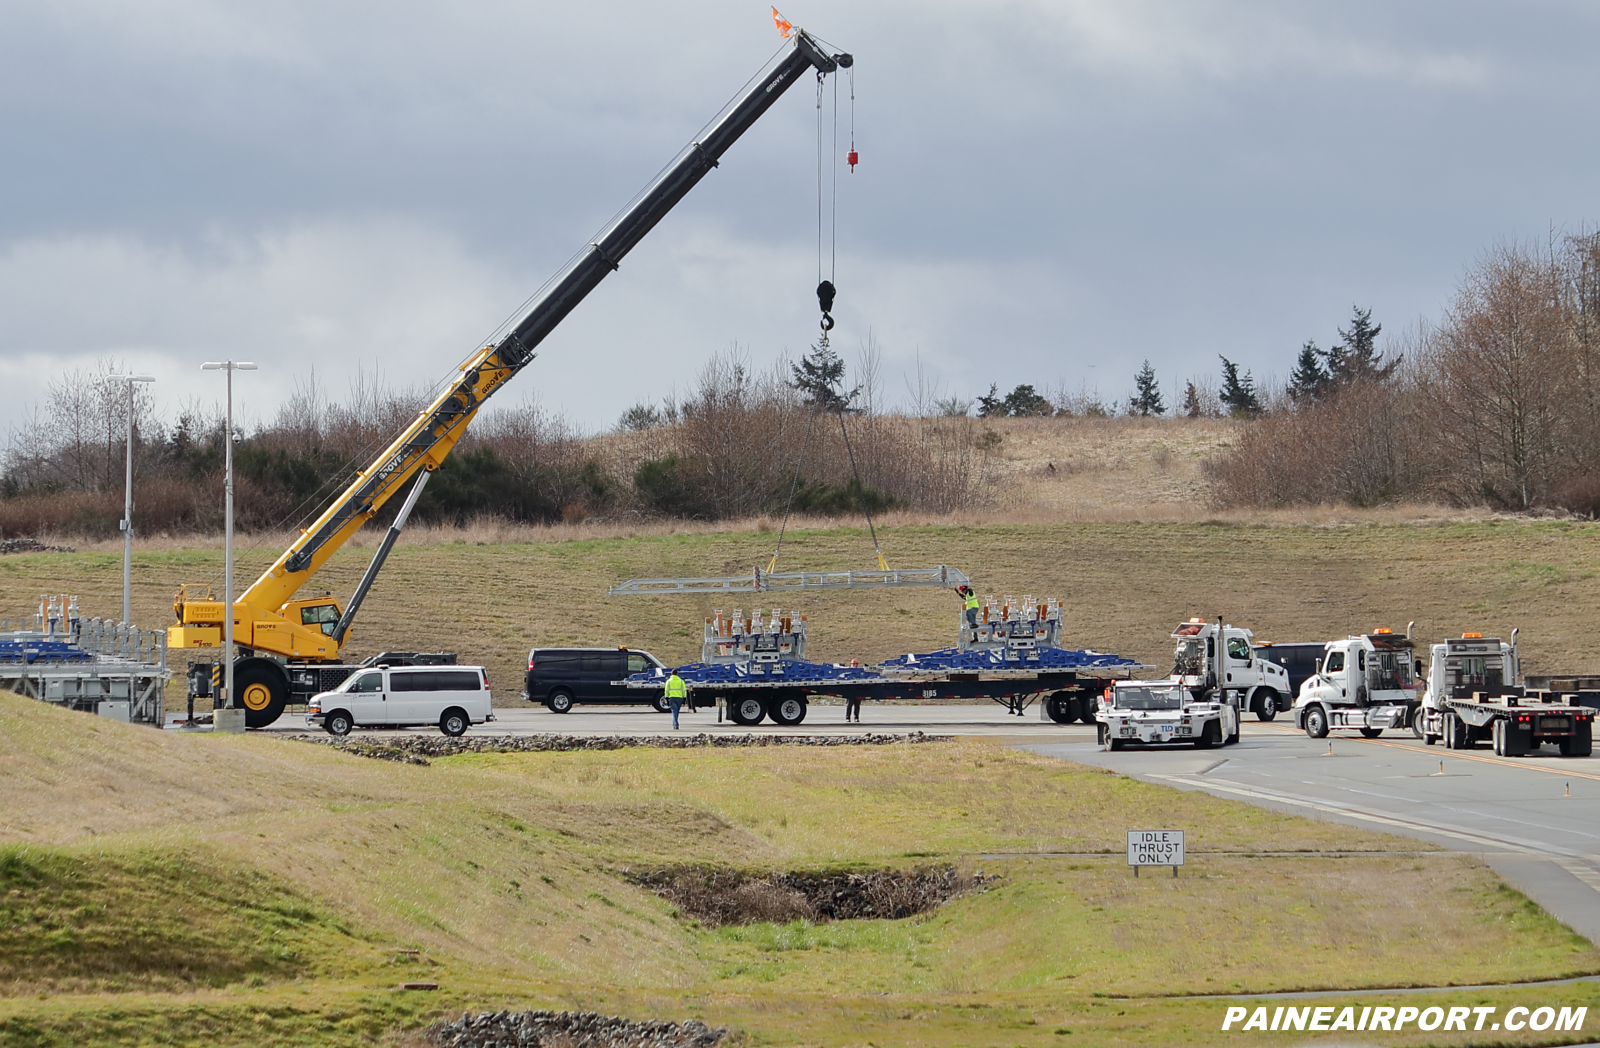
[
  {"x1": 626, "y1": 865, "x2": 994, "y2": 927},
  {"x1": 425, "y1": 1010, "x2": 727, "y2": 1048}
]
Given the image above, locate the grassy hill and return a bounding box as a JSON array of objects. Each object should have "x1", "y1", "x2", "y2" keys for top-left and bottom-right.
[
  {"x1": 2, "y1": 515, "x2": 1597, "y2": 707},
  {"x1": 1, "y1": 692, "x2": 1597, "y2": 1045}
]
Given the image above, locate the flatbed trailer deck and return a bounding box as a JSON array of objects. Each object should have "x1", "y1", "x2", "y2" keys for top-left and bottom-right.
[{"x1": 1431, "y1": 691, "x2": 1596, "y2": 756}]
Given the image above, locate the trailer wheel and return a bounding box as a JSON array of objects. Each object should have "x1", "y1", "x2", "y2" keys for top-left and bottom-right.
[
  {"x1": 1410, "y1": 707, "x2": 1425, "y2": 739},
  {"x1": 1254, "y1": 690, "x2": 1278, "y2": 722},
  {"x1": 769, "y1": 694, "x2": 807, "y2": 726},
  {"x1": 1304, "y1": 705, "x2": 1329, "y2": 739},
  {"x1": 1359, "y1": 727, "x2": 1383, "y2": 739},
  {"x1": 1045, "y1": 692, "x2": 1076, "y2": 724},
  {"x1": 324, "y1": 710, "x2": 353, "y2": 737},
  {"x1": 546, "y1": 689, "x2": 574, "y2": 714},
  {"x1": 1444, "y1": 712, "x2": 1471, "y2": 749},
  {"x1": 439, "y1": 708, "x2": 469, "y2": 737},
  {"x1": 728, "y1": 696, "x2": 766, "y2": 726},
  {"x1": 1196, "y1": 721, "x2": 1221, "y2": 748},
  {"x1": 235, "y1": 659, "x2": 289, "y2": 729}
]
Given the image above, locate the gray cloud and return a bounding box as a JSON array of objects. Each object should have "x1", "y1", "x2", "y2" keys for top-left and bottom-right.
[{"x1": 1, "y1": 0, "x2": 1596, "y2": 432}]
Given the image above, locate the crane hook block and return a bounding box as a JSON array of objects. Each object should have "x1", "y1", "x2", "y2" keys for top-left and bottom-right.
[
  {"x1": 847, "y1": 149, "x2": 859, "y2": 171},
  {"x1": 816, "y1": 280, "x2": 836, "y2": 314}
]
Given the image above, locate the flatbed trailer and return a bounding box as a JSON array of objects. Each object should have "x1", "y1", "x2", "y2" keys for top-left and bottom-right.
[{"x1": 1427, "y1": 691, "x2": 1596, "y2": 756}]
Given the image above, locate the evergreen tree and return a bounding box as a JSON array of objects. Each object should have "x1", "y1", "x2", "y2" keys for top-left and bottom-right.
[
  {"x1": 1287, "y1": 341, "x2": 1331, "y2": 403},
  {"x1": 1002, "y1": 383, "x2": 1053, "y2": 417},
  {"x1": 1130, "y1": 360, "x2": 1165, "y2": 416},
  {"x1": 976, "y1": 383, "x2": 1003, "y2": 418},
  {"x1": 1181, "y1": 381, "x2": 1203, "y2": 418},
  {"x1": 1218, "y1": 355, "x2": 1262, "y2": 418},
  {"x1": 789, "y1": 343, "x2": 857, "y2": 412},
  {"x1": 1328, "y1": 305, "x2": 1398, "y2": 387}
]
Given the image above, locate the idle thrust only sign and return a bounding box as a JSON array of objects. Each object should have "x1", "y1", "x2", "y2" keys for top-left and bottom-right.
[{"x1": 1127, "y1": 830, "x2": 1184, "y2": 871}]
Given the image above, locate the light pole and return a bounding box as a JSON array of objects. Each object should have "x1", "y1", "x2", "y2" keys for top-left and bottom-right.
[
  {"x1": 119, "y1": 374, "x2": 156, "y2": 626},
  {"x1": 201, "y1": 361, "x2": 256, "y2": 712}
]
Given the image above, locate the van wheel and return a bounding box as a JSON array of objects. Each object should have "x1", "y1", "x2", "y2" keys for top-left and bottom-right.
[
  {"x1": 546, "y1": 689, "x2": 574, "y2": 714},
  {"x1": 1304, "y1": 705, "x2": 1329, "y2": 739},
  {"x1": 1359, "y1": 727, "x2": 1383, "y2": 739},
  {"x1": 1254, "y1": 691, "x2": 1278, "y2": 722},
  {"x1": 652, "y1": 692, "x2": 671, "y2": 714},
  {"x1": 325, "y1": 710, "x2": 353, "y2": 737},
  {"x1": 439, "y1": 708, "x2": 469, "y2": 737}
]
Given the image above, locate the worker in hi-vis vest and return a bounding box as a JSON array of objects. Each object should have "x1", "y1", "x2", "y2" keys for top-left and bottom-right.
[
  {"x1": 664, "y1": 670, "x2": 689, "y2": 730},
  {"x1": 956, "y1": 585, "x2": 980, "y2": 628}
]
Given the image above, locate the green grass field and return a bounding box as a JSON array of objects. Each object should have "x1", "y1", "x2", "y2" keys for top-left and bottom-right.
[
  {"x1": 3, "y1": 516, "x2": 1600, "y2": 706},
  {"x1": 2, "y1": 691, "x2": 1598, "y2": 1046}
]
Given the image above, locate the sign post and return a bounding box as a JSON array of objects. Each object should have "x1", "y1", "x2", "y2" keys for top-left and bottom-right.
[{"x1": 1127, "y1": 829, "x2": 1185, "y2": 878}]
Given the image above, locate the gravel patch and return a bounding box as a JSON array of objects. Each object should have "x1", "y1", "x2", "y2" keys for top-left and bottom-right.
[
  {"x1": 288, "y1": 731, "x2": 949, "y2": 765},
  {"x1": 424, "y1": 1010, "x2": 727, "y2": 1048}
]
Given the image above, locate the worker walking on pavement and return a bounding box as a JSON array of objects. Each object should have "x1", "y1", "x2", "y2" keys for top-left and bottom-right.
[{"x1": 664, "y1": 670, "x2": 689, "y2": 730}]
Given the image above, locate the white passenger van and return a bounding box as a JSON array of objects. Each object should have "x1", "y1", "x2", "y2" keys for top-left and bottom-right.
[{"x1": 307, "y1": 664, "x2": 494, "y2": 736}]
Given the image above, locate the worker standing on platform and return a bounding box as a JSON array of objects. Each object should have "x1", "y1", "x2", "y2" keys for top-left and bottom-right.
[
  {"x1": 956, "y1": 584, "x2": 980, "y2": 629},
  {"x1": 664, "y1": 671, "x2": 688, "y2": 730}
]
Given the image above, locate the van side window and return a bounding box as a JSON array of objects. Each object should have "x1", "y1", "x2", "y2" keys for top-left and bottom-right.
[
  {"x1": 350, "y1": 671, "x2": 383, "y2": 692},
  {"x1": 1325, "y1": 651, "x2": 1345, "y2": 673},
  {"x1": 578, "y1": 653, "x2": 608, "y2": 673}
]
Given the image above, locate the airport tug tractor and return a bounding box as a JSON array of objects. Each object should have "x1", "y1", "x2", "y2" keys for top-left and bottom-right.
[{"x1": 1096, "y1": 677, "x2": 1240, "y2": 750}]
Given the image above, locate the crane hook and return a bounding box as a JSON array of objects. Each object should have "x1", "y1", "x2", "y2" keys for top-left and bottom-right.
[{"x1": 817, "y1": 280, "x2": 836, "y2": 333}]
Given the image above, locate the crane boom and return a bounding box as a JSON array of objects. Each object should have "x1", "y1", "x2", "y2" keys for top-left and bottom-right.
[{"x1": 170, "y1": 30, "x2": 853, "y2": 697}]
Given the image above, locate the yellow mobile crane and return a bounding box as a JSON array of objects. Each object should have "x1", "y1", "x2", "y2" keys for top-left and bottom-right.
[{"x1": 170, "y1": 28, "x2": 854, "y2": 727}]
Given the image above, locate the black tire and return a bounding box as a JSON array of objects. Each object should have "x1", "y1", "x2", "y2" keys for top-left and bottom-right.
[
  {"x1": 1304, "y1": 705, "x2": 1329, "y2": 739},
  {"x1": 439, "y1": 708, "x2": 469, "y2": 737},
  {"x1": 234, "y1": 658, "x2": 289, "y2": 729},
  {"x1": 1255, "y1": 690, "x2": 1278, "y2": 722},
  {"x1": 1108, "y1": 737, "x2": 1126, "y2": 751},
  {"x1": 1444, "y1": 712, "x2": 1471, "y2": 750},
  {"x1": 1359, "y1": 727, "x2": 1383, "y2": 739},
  {"x1": 1045, "y1": 692, "x2": 1075, "y2": 725},
  {"x1": 1226, "y1": 719, "x2": 1240, "y2": 745},
  {"x1": 1077, "y1": 695, "x2": 1099, "y2": 724},
  {"x1": 546, "y1": 689, "x2": 574, "y2": 714},
  {"x1": 1097, "y1": 723, "x2": 1109, "y2": 748},
  {"x1": 652, "y1": 692, "x2": 671, "y2": 714},
  {"x1": 1410, "y1": 706, "x2": 1425, "y2": 739},
  {"x1": 324, "y1": 710, "x2": 353, "y2": 737},
  {"x1": 1196, "y1": 721, "x2": 1221, "y2": 749},
  {"x1": 769, "y1": 694, "x2": 807, "y2": 726},
  {"x1": 729, "y1": 696, "x2": 766, "y2": 726}
]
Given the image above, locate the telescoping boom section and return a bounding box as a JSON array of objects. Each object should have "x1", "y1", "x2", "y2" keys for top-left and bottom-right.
[{"x1": 168, "y1": 31, "x2": 854, "y2": 671}]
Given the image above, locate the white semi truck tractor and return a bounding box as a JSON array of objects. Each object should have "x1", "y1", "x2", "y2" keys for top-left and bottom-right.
[
  {"x1": 1292, "y1": 628, "x2": 1418, "y2": 739},
  {"x1": 1415, "y1": 631, "x2": 1595, "y2": 757},
  {"x1": 1170, "y1": 618, "x2": 1293, "y2": 721}
]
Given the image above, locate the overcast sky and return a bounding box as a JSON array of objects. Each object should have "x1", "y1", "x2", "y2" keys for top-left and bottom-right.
[{"x1": 1, "y1": 0, "x2": 1596, "y2": 434}]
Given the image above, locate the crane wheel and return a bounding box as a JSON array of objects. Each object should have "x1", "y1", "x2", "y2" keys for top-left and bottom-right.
[{"x1": 235, "y1": 660, "x2": 288, "y2": 729}]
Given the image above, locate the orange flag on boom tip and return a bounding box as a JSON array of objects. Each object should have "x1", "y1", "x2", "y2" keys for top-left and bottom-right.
[{"x1": 772, "y1": 7, "x2": 794, "y2": 38}]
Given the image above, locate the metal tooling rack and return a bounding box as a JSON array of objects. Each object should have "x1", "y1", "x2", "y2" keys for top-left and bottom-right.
[
  {"x1": 608, "y1": 564, "x2": 971, "y2": 595},
  {"x1": 0, "y1": 598, "x2": 172, "y2": 727}
]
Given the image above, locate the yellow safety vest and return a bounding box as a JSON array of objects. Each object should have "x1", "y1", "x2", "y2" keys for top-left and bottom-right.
[
  {"x1": 664, "y1": 674, "x2": 688, "y2": 699},
  {"x1": 963, "y1": 593, "x2": 980, "y2": 611}
]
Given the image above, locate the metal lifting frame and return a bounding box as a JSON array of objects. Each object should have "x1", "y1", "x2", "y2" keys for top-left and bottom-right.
[{"x1": 608, "y1": 564, "x2": 971, "y2": 596}]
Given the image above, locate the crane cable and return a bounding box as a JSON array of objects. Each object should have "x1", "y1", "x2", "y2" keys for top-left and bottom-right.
[{"x1": 770, "y1": 62, "x2": 885, "y2": 575}]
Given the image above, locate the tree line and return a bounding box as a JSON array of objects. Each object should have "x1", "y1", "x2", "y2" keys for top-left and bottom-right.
[
  {"x1": 1210, "y1": 232, "x2": 1600, "y2": 511},
  {"x1": 0, "y1": 346, "x2": 999, "y2": 538}
]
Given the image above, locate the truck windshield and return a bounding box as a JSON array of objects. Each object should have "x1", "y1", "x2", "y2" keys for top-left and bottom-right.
[{"x1": 1116, "y1": 686, "x2": 1186, "y2": 710}]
